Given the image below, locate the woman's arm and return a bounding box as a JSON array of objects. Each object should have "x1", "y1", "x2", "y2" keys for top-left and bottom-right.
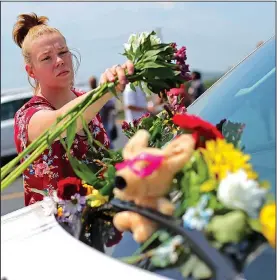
[{"x1": 28, "y1": 61, "x2": 134, "y2": 143}]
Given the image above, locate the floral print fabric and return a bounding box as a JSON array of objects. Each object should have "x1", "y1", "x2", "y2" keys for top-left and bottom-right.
[{"x1": 14, "y1": 88, "x2": 110, "y2": 206}]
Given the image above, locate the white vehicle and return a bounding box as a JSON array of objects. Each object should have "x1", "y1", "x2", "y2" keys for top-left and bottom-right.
[{"x1": 1, "y1": 88, "x2": 33, "y2": 158}]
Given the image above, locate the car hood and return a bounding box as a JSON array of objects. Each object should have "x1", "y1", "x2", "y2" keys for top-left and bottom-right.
[{"x1": 1, "y1": 202, "x2": 167, "y2": 280}]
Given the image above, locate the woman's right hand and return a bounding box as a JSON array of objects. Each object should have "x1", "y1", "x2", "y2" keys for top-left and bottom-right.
[{"x1": 100, "y1": 60, "x2": 134, "y2": 93}]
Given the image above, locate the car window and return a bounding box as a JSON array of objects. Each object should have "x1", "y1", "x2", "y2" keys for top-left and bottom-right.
[
  {"x1": 188, "y1": 38, "x2": 276, "y2": 192},
  {"x1": 1, "y1": 97, "x2": 31, "y2": 121}
]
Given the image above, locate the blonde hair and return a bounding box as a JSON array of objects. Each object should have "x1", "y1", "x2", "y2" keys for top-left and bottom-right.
[{"x1": 12, "y1": 13, "x2": 79, "y2": 94}]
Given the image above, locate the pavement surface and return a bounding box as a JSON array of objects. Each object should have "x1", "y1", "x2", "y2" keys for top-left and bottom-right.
[{"x1": 1, "y1": 123, "x2": 128, "y2": 216}]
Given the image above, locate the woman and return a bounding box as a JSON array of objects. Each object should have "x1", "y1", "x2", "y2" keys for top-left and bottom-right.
[{"x1": 13, "y1": 13, "x2": 134, "y2": 206}]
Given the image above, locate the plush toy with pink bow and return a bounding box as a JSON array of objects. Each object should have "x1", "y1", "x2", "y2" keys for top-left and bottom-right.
[{"x1": 113, "y1": 129, "x2": 195, "y2": 243}]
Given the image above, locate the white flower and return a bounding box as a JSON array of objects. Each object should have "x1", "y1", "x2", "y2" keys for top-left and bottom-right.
[
  {"x1": 41, "y1": 196, "x2": 57, "y2": 216},
  {"x1": 217, "y1": 169, "x2": 267, "y2": 218},
  {"x1": 154, "y1": 235, "x2": 183, "y2": 264},
  {"x1": 124, "y1": 32, "x2": 161, "y2": 52},
  {"x1": 150, "y1": 34, "x2": 161, "y2": 45}
]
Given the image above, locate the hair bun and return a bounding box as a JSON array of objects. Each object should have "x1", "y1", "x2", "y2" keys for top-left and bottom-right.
[{"x1": 12, "y1": 13, "x2": 49, "y2": 48}]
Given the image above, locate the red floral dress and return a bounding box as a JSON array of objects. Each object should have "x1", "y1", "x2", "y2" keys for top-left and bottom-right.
[{"x1": 14, "y1": 88, "x2": 110, "y2": 206}]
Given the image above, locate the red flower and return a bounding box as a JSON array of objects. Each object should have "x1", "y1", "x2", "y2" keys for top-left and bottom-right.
[
  {"x1": 57, "y1": 177, "x2": 82, "y2": 200},
  {"x1": 173, "y1": 114, "x2": 224, "y2": 148}
]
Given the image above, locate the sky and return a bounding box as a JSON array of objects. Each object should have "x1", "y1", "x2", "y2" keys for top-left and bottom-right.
[{"x1": 1, "y1": 1, "x2": 275, "y2": 90}]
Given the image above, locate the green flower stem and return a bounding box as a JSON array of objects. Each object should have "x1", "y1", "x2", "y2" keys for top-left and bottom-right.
[
  {"x1": 1, "y1": 85, "x2": 99, "y2": 180},
  {"x1": 120, "y1": 249, "x2": 155, "y2": 264},
  {"x1": 1, "y1": 81, "x2": 117, "y2": 190},
  {"x1": 133, "y1": 230, "x2": 161, "y2": 255}
]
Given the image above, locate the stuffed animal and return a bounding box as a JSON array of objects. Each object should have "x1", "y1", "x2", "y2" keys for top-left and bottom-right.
[{"x1": 113, "y1": 129, "x2": 195, "y2": 243}]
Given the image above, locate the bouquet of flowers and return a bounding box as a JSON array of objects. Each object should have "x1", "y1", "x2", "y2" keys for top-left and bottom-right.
[
  {"x1": 37, "y1": 110, "x2": 275, "y2": 279},
  {"x1": 2, "y1": 31, "x2": 276, "y2": 279}
]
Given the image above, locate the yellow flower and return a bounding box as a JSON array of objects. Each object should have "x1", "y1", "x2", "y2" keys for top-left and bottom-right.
[
  {"x1": 89, "y1": 189, "x2": 108, "y2": 208},
  {"x1": 57, "y1": 207, "x2": 63, "y2": 217},
  {"x1": 260, "y1": 204, "x2": 276, "y2": 248},
  {"x1": 200, "y1": 179, "x2": 217, "y2": 192},
  {"x1": 83, "y1": 183, "x2": 94, "y2": 195},
  {"x1": 200, "y1": 139, "x2": 257, "y2": 181}
]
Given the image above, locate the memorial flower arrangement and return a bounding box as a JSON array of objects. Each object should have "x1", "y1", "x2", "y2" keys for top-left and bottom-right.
[{"x1": 1, "y1": 31, "x2": 275, "y2": 279}]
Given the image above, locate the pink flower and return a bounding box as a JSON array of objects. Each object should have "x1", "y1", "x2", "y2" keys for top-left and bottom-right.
[
  {"x1": 170, "y1": 43, "x2": 177, "y2": 49},
  {"x1": 121, "y1": 121, "x2": 130, "y2": 130},
  {"x1": 35, "y1": 162, "x2": 50, "y2": 177},
  {"x1": 167, "y1": 84, "x2": 186, "y2": 97},
  {"x1": 173, "y1": 46, "x2": 191, "y2": 81},
  {"x1": 174, "y1": 104, "x2": 187, "y2": 114}
]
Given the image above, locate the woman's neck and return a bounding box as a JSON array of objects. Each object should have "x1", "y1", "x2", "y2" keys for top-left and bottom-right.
[{"x1": 37, "y1": 85, "x2": 77, "y2": 110}]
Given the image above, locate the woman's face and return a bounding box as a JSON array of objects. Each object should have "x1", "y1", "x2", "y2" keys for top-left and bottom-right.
[{"x1": 26, "y1": 32, "x2": 74, "y2": 89}]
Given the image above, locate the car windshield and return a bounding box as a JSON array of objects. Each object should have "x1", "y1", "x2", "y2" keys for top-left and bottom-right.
[{"x1": 188, "y1": 37, "x2": 276, "y2": 194}]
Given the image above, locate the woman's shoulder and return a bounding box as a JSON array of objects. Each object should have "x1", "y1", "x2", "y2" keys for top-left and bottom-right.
[{"x1": 14, "y1": 95, "x2": 54, "y2": 120}]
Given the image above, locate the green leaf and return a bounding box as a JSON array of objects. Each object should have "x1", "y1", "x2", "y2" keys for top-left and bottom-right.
[
  {"x1": 80, "y1": 115, "x2": 93, "y2": 146},
  {"x1": 192, "y1": 256, "x2": 213, "y2": 279},
  {"x1": 208, "y1": 194, "x2": 224, "y2": 210},
  {"x1": 130, "y1": 83, "x2": 137, "y2": 92},
  {"x1": 151, "y1": 43, "x2": 172, "y2": 50},
  {"x1": 142, "y1": 49, "x2": 165, "y2": 59},
  {"x1": 180, "y1": 254, "x2": 212, "y2": 279},
  {"x1": 104, "y1": 164, "x2": 116, "y2": 180},
  {"x1": 151, "y1": 253, "x2": 170, "y2": 268},
  {"x1": 189, "y1": 170, "x2": 199, "y2": 185},
  {"x1": 248, "y1": 218, "x2": 262, "y2": 233},
  {"x1": 68, "y1": 156, "x2": 98, "y2": 186},
  {"x1": 196, "y1": 153, "x2": 210, "y2": 183},
  {"x1": 158, "y1": 230, "x2": 171, "y2": 242},
  {"x1": 180, "y1": 254, "x2": 196, "y2": 277},
  {"x1": 59, "y1": 137, "x2": 98, "y2": 185},
  {"x1": 206, "y1": 211, "x2": 251, "y2": 244},
  {"x1": 140, "y1": 81, "x2": 156, "y2": 96},
  {"x1": 66, "y1": 118, "x2": 77, "y2": 151},
  {"x1": 142, "y1": 61, "x2": 167, "y2": 69}
]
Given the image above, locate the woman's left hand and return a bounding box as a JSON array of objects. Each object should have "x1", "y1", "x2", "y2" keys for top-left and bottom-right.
[{"x1": 100, "y1": 60, "x2": 134, "y2": 93}]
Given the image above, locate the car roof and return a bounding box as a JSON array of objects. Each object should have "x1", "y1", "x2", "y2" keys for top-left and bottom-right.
[{"x1": 1, "y1": 88, "x2": 33, "y2": 104}]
